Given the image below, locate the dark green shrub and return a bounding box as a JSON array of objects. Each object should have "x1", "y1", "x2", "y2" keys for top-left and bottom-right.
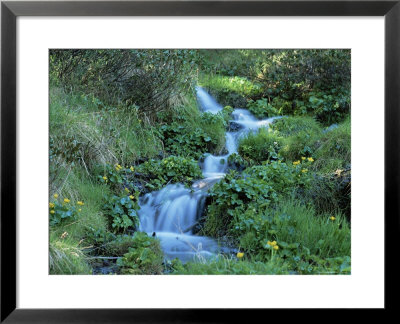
[{"x1": 308, "y1": 88, "x2": 350, "y2": 125}]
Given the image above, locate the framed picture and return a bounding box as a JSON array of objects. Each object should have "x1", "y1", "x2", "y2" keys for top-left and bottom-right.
[{"x1": 1, "y1": 0, "x2": 398, "y2": 321}]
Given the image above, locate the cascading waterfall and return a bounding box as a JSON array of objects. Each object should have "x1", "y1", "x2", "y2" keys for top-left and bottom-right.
[{"x1": 138, "y1": 87, "x2": 280, "y2": 262}]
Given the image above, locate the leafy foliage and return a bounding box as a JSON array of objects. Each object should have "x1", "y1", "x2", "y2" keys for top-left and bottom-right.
[
  {"x1": 230, "y1": 200, "x2": 350, "y2": 273},
  {"x1": 160, "y1": 112, "x2": 226, "y2": 159},
  {"x1": 102, "y1": 194, "x2": 140, "y2": 233},
  {"x1": 204, "y1": 161, "x2": 312, "y2": 237},
  {"x1": 117, "y1": 232, "x2": 164, "y2": 274},
  {"x1": 49, "y1": 196, "x2": 80, "y2": 226},
  {"x1": 136, "y1": 156, "x2": 202, "y2": 190},
  {"x1": 247, "y1": 98, "x2": 282, "y2": 118}
]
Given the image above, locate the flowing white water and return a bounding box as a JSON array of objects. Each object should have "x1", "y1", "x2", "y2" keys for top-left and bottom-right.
[{"x1": 138, "y1": 87, "x2": 279, "y2": 262}]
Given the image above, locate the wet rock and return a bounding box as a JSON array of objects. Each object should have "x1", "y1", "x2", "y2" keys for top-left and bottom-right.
[{"x1": 229, "y1": 121, "x2": 243, "y2": 132}]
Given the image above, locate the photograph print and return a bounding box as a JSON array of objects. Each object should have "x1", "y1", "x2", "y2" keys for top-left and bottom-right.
[{"x1": 49, "y1": 49, "x2": 351, "y2": 275}]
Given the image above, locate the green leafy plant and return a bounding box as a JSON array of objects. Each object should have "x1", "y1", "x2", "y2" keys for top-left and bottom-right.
[
  {"x1": 247, "y1": 98, "x2": 282, "y2": 119},
  {"x1": 117, "y1": 232, "x2": 164, "y2": 274},
  {"x1": 49, "y1": 195, "x2": 81, "y2": 226},
  {"x1": 102, "y1": 194, "x2": 140, "y2": 233},
  {"x1": 160, "y1": 112, "x2": 226, "y2": 159},
  {"x1": 203, "y1": 161, "x2": 312, "y2": 237},
  {"x1": 136, "y1": 156, "x2": 202, "y2": 190}
]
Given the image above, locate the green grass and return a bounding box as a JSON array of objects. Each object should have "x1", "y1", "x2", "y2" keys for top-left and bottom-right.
[
  {"x1": 50, "y1": 87, "x2": 163, "y2": 169},
  {"x1": 270, "y1": 200, "x2": 350, "y2": 258},
  {"x1": 49, "y1": 232, "x2": 92, "y2": 274},
  {"x1": 198, "y1": 74, "x2": 263, "y2": 107},
  {"x1": 169, "y1": 255, "x2": 289, "y2": 275},
  {"x1": 270, "y1": 116, "x2": 323, "y2": 162},
  {"x1": 238, "y1": 128, "x2": 281, "y2": 164},
  {"x1": 313, "y1": 117, "x2": 351, "y2": 174}
]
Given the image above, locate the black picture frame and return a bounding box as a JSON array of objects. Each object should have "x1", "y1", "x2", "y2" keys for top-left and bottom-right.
[{"x1": 1, "y1": 0, "x2": 398, "y2": 322}]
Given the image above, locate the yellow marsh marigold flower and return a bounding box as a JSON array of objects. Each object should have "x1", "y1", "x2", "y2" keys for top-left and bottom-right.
[
  {"x1": 77, "y1": 201, "x2": 84, "y2": 206},
  {"x1": 129, "y1": 195, "x2": 134, "y2": 200},
  {"x1": 293, "y1": 160, "x2": 300, "y2": 165},
  {"x1": 267, "y1": 241, "x2": 272, "y2": 246},
  {"x1": 271, "y1": 241, "x2": 277, "y2": 246},
  {"x1": 335, "y1": 169, "x2": 343, "y2": 177},
  {"x1": 49, "y1": 202, "x2": 55, "y2": 208},
  {"x1": 308, "y1": 157, "x2": 314, "y2": 162},
  {"x1": 50, "y1": 210, "x2": 55, "y2": 214},
  {"x1": 330, "y1": 216, "x2": 336, "y2": 221},
  {"x1": 273, "y1": 245, "x2": 279, "y2": 250},
  {"x1": 124, "y1": 188, "x2": 130, "y2": 193},
  {"x1": 103, "y1": 176, "x2": 108, "y2": 181},
  {"x1": 301, "y1": 157, "x2": 306, "y2": 160},
  {"x1": 53, "y1": 193, "x2": 58, "y2": 199},
  {"x1": 237, "y1": 252, "x2": 244, "y2": 258},
  {"x1": 301, "y1": 169, "x2": 308, "y2": 173},
  {"x1": 78, "y1": 208, "x2": 82, "y2": 212},
  {"x1": 130, "y1": 166, "x2": 134, "y2": 172},
  {"x1": 63, "y1": 198, "x2": 70, "y2": 203}
]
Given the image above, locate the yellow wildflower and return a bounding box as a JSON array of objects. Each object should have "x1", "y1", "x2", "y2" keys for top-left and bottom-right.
[
  {"x1": 130, "y1": 166, "x2": 134, "y2": 172},
  {"x1": 49, "y1": 202, "x2": 55, "y2": 208},
  {"x1": 301, "y1": 169, "x2": 308, "y2": 173},
  {"x1": 301, "y1": 157, "x2": 306, "y2": 160},
  {"x1": 330, "y1": 216, "x2": 336, "y2": 221},
  {"x1": 53, "y1": 193, "x2": 59, "y2": 199},
  {"x1": 237, "y1": 252, "x2": 244, "y2": 258},
  {"x1": 78, "y1": 208, "x2": 82, "y2": 212},
  {"x1": 267, "y1": 241, "x2": 272, "y2": 246},
  {"x1": 293, "y1": 160, "x2": 300, "y2": 165},
  {"x1": 124, "y1": 188, "x2": 130, "y2": 193},
  {"x1": 129, "y1": 195, "x2": 134, "y2": 200},
  {"x1": 63, "y1": 198, "x2": 70, "y2": 203},
  {"x1": 103, "y1": 176, "x2": 108, "y2": 181},
  {"x1": 273, "y1": 245, "x2": 279, "y2": 250},
  {"x1": 335, "y1": 169, "x2": 343, "y2": 177},
  {"x1": 50, "y1": 210, "x2": 55, "y2": 214},
  {"x1": 307, "y1": 157, "x2": 314, "y2": 162},
  {"x1": 77, "y1": 201, "x2": 84, "y2": 206},
  {"x1": 271, "y1": 241, "x2": 277, "y2": 246}
]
